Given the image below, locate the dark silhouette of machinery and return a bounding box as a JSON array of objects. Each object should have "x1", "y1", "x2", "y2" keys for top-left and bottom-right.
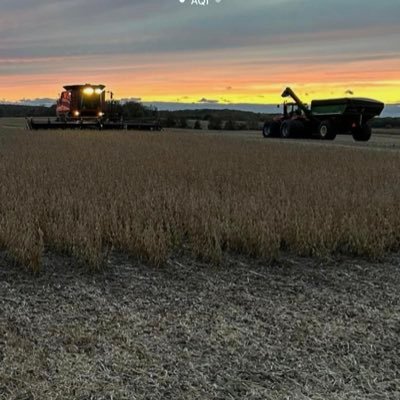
[
  {"x1": 27, "y1": 84, "x2": 161, "y2": 131},
  {"x1": 263, "y1": 87, "x2": 384, "y2": 142}
]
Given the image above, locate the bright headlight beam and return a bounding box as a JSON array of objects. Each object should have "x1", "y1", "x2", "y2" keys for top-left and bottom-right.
[{"x1": 83, "y1": 87, "x2": 94, "y2": 95}]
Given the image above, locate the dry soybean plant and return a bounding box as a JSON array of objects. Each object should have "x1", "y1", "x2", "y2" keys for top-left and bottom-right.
[{"x1": 0, "y1": 128, "x2": 399, "y2": 270}]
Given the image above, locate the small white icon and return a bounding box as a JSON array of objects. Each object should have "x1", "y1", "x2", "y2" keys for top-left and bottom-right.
[{"x1": 179, "y1": 0, "x2": 222, "y2": 4}]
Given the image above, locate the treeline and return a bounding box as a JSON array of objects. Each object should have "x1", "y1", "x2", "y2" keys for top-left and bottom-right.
[
  {"x1": 1, "y1": 102, "x2": 399, "y2": 130},
  {"x1": 0, "y1": 102, "x2": 270, "y2": 130},
  {"x1": 371, "y1": 117, "x2": 400, "y2": 129},
  {"x1": 158, "y1": 109, "x2": 272, "y2": 122},
  {"x1": 107, "y1": 101, "x2": 158, "y2": 120},
  {"x1": 161, "y1": 114, "x2": 263, "y2": 130},
  {"x1": 159, "y1": 109, "x2": 271, "y2": 130},
  {"x1": 0, "y1": 102, "x2": 157, "y2": 120},
  {"x1": 0, "y1": 104, "x2": 55, "y2": 118}
]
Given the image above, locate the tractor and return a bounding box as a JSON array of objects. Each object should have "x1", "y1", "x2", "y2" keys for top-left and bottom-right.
[
  {"x1": 262, "y1": 88, "x2": 384, "y2": 141},
  {"x1": 26, "y1": 84, "x2": 161, "y2": 131}
]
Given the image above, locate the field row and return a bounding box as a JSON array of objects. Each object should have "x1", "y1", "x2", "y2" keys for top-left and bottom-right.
[{"x1": 0, "y1": 128, "x2": 400, "y2": 270}]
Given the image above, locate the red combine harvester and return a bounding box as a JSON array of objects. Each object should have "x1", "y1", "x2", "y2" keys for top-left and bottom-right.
[{"x1": 26, "y1": 84, "x2": 161, "y2": 131}]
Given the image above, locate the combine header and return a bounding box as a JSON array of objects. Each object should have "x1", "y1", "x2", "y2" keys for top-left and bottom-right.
[
  {"x1": 263, "y1": 88, "x2": 384, "y2": 141},
  {"x1": 26, "y1": 84, "x2": 161, "y2": 131}
]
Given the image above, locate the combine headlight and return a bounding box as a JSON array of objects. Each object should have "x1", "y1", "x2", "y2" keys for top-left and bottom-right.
[
  {"x1": 95, "y1": 88, "x2": 103, "y2": 95},
  {"x1": 98, "y1": 112, "x2": 104, "y2": 117},
  {"x1": 74, "y1": 111, "x2": 80, "y2": 117},
  {"x1": 83, "y1": 87, "x2": 94, "y2": 96}
]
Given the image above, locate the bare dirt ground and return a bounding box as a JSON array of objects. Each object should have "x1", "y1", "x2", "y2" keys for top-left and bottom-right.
[
  {"x1": 174, "y1": 127, "x2": 400, "y2": 152},
  {"x1": 2, "y1": 118, "x2": 400, "y2": 151},
  {"x1": 1, "y1": 253, "x2": 399, "y2": 400}
]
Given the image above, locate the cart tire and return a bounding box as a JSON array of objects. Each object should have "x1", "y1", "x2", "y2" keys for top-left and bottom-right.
[
  {"x1": 352, "y1": 124, "x2": 372, "y2": 142},
  {"x1": 317, "y1": 120, "x2": 337, "y2": 140}
]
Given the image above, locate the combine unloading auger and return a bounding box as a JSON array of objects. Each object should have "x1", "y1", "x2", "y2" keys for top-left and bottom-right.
[{"x1": 27, "y1": 84, "x2": 161, "y2": 131}]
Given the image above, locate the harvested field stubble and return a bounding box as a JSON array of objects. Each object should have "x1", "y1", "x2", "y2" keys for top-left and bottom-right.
[
  {"x1": 1, "y1": 254, "x2": 400, "y2": 399},
  {"x1": 0, "y1": 128, "x2": 399, "y2": 269}
]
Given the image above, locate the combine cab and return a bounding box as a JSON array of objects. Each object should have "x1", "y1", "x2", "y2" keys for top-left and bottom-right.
[
  {"x1": 26, "y1": 84, "x2": 161, "y2": 131},
  {"x1": 262, "y1": 88, "x2": 384, "y2": 141}
]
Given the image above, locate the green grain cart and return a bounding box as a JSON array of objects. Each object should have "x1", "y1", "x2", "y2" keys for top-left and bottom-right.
[{"x1": 263, "y1": 88, "x2": 384, "y2": 141}]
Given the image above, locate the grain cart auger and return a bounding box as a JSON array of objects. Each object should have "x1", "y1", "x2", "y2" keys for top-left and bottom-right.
[
  {"x1": 26, "y1": 84, "x2": 162, "y2": 131},
  {"x1": 262, "y1": 87, "x2": 384, "y2": 141}
]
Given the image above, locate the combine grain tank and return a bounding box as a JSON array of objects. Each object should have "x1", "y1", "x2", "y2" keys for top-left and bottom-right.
[{"x1": 262, "y1": 87, "x2": 384, "y2": 141}]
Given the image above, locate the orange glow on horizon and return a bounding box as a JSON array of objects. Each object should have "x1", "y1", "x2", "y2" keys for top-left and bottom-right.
[{"x1": 1, "y1": 54, "x2": 399, "y2": 105}]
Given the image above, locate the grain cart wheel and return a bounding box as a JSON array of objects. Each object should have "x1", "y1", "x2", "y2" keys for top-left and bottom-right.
[
  {"x1": 262, "y1": 121, "x2": 280, "y2": 138},
  {"x1": 352, "y1": 124, "x2": 372, "y2": 142},
  {"x1": 317, "y1": 120, "x2": 337, "y2": 140},
  {"x1": 280, "y1": 120, "x2": 304, "y2": 139}
]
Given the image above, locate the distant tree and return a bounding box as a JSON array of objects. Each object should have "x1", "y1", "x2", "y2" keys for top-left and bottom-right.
[
  {"x1": 165, "y1": 113, "x2": 176, "y2": 128},
  {"x1": 194, "y1": 120, "x2": 202, "y2": 130},
  {"x1": 247, "y1": 120, "x2": 260, "y2": 130},
  {"x1": 106, "y1": 101, "x2": 123, "y2": 120},
  {"x1": 208, "y1": 117, "x2": 222, "y2": 130},
  {"x1": 180, "y1": 117, "x2": 188, "y2": 129},
  {"x1": 236, "y1": 122, "x2": 248, "y2": 130},
  {"x1": 49, "y1": 104, "x2": 57, "y2": 115},
  {"x1": 122, "y1": 102, "x2": 152, "y2": 119},
  {"x1": 0, "y1": 104, "x2": 54, "y2": 118},
  {"x1": 371, "y1": 117, "x2": 400, "y2": 129},
  {"x1": 224, "y1": 119, "x2": 236, "y2": 131},
  {"x1": 147, "y1": 105, "x2": 158, "y2": 118}
]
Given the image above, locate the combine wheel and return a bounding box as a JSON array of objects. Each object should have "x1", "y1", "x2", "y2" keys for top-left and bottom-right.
[
  {"x1": 352, "y1": 124, "x2": 372, "y2": 142},
  {"x1": 262, "y1": 121, "x2": 280, "y2": 138},
  {"x1": 317, "y1": 120, "x2": 337, "y2": 140}
]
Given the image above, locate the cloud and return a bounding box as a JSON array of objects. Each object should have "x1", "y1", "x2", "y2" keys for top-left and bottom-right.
[
  {"x1": 18, "y1": 98, "x2": 56, "y2": 106},
  {"x1": 120, "y1": 97, "x2": 142, "y2": 103},
  {"x1": 0, "y1": 0, "x2": 399, "y2": 103},
  {"x1": 198, "y1": 98, "x2": 219, "y2": 104},
  {"x1": 1, "y1": 1, "x2": 399, "y2": 60},
  {"x1": 0, "y1": 97, "x2": 56, "y2": 106}
]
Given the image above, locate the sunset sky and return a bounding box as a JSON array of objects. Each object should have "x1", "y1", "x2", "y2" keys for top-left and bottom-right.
[{"x1": 1, "y1": 0, "x2": 399, "y2": 107}]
